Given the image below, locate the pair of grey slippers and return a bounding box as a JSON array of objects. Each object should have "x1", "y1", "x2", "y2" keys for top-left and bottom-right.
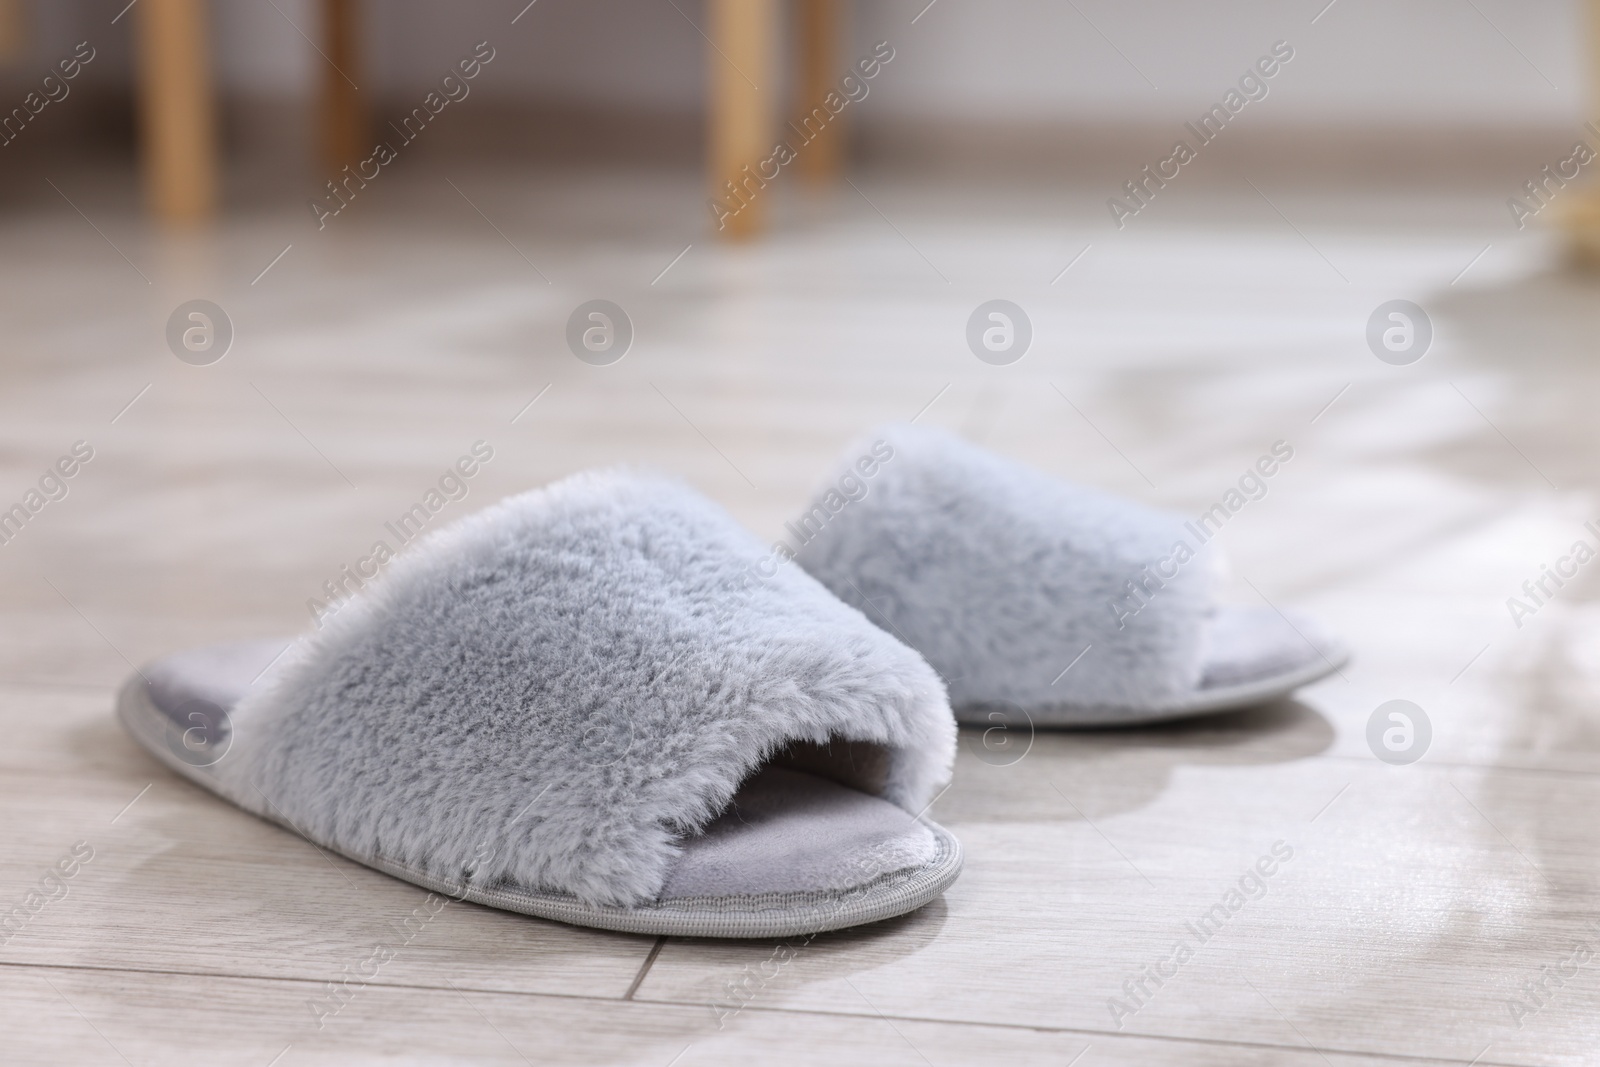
[{"x1": 118, "y1": 425, "x2": 1347, "y2": 939}]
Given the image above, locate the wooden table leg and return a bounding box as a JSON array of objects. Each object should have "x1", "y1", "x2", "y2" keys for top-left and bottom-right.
[
  {"x1": 1558, "y1": 0, "x2": 1600, "y2": 265},
  {"x1": 707, "y1": 0, "x2": 777, "y2": 239},
  {"x1": 137, "y1": 0, "x2": 217, "y2": 225},
  {"x1": 796, "y1": 0, "x2": 845, "y2": 185},
  {"x1": 319, "y1": 0, "x2": 365, "y2": 171},
  {"x1": 0, "y1": 0, "x2": 24, "y2": 63}
]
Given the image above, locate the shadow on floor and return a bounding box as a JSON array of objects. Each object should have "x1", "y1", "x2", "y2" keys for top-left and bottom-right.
[{"x1": 939, "y1": 698, "x2": 1336, "y2": 825}]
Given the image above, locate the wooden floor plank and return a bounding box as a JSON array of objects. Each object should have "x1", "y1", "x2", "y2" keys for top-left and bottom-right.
[
  {"x1": 637, "y1": 756, "x2": 1600, "y2": 1065},
  {"x1": 0, "y1": 759, "x2": 652, "y2": 999},
  {"x1": 1, "y1": 962, "x2": 1470, "y2": 1067},
  {"x1": 3, "y1": 162, "x2": 1598, "y2": 1063}
]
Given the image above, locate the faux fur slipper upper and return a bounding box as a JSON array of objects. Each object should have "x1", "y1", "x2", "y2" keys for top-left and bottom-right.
[
  {"x1": 116, "y1": 470, "x2": 961, "y2": 937},
  {"x1": 791, "y1": 424, "x2": 1348, "y2": 726}
]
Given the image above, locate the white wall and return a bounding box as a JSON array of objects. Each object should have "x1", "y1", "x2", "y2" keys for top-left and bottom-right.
[
  {"x1": 11, "y1": 0, "x2": 1588, "y2": 127},
  {"x1": 362, "y1": 0, "x2": 710, "y2": 109},
  {"x1": 213, "y1": 0, "x2": 316, "y2": 95},
  {"x1": 853, "y1": 0, "x2": 1585, "y2": 124}
]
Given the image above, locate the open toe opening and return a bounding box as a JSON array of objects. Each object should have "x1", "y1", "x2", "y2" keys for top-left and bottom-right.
[
  {"x1": 1199, "y1": 606, "x2": 1337, "y2": 691},
  {"x1": 659, "y1": 761, "x2": 939, "y2": 901}
]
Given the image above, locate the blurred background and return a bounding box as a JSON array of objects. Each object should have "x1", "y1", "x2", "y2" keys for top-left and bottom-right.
[{"x1": 0, "y1": 0, "x2": 1590, "y2": 191}]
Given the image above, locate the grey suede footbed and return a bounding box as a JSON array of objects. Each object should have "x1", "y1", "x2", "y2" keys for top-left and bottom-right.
[
  {"x1": 1012, "y1": 603, "x2": 1350, "y2": 726},
  {"x1": 123, "y1": 639, "x2": 962, "y2": 938}
]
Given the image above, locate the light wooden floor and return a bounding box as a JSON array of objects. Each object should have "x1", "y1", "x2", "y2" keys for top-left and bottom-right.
[{"x1": 3, "y1": 158, "x2": 1599, "y2": 1066}]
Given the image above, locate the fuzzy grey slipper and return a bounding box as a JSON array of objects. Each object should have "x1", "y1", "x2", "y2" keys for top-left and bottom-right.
[
  {"x1": 117, "y1": 471, "x2": 961, "y2": 938},
  {"x1": 791, "y1": 425, "x2": 1349, "y2": 727}
]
